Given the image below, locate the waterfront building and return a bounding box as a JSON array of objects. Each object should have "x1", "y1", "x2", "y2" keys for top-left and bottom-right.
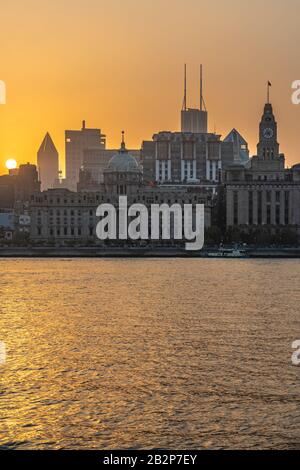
[
  {"x1": 30, "y1": 136, "x2": 212, "y2": 245},
  {"x1": 225, "y1": 101, "x2": 300, "y2": 233},
  {"x1": 0, "y1": 212, "x2": 14, "y2": 240},
  {"x1": 65, "y1": 121, "x2": 106, "y2": 191}
]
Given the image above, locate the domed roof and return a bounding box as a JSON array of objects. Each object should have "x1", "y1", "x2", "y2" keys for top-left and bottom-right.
[{"x1": 106, "y1": 132, "x2": 140, "y2": 173}]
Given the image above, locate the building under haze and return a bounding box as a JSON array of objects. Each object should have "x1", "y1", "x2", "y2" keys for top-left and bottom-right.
[
  {"x1": 37, "y1": 133, "x2": 59, "y2": 191},
  {"x1": 65, "y1": 121, "x2": 106, "y2": 191}
]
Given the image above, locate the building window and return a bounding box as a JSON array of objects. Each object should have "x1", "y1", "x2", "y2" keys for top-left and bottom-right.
[
  {"x1": 248, "y1": 191, "x2": 253, "y2": 225},
  {"x1": 267, "y1": 205, "x2": 271, "y2": 225},
  {"x1": 233, "y1": 191, "x2": 238, "y2": 225},
  {"x1": 285, "y1": 191, "x2": 289, "y2": 225},
  {"x1": 266, "y1": 190, "x2": 271, "y2": 225},
  {"x1": 276, "y1": 205, "x2": 280, "y2": 225},
  {"x1": 257, "y1": 191, "x2": 262, "y2": 225}
]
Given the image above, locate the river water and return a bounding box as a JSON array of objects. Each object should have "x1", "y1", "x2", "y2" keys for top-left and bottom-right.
[{"x1": 0, "y1": 259, "x2": 299, "y2": 449}]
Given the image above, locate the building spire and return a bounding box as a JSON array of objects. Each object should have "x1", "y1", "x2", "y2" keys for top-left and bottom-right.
[{"x1": 121, "y1": 130, "x2": 126, "y2": 151}]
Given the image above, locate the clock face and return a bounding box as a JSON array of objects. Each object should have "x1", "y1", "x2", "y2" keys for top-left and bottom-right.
[{"x1": 263, "y1": 128, "x2": 274, "y2": 139}]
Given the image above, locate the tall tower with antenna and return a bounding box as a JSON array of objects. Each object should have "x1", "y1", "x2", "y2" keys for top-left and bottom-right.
[{"x1": 181, "y1": 64, "x2": 208, "y2": 133}]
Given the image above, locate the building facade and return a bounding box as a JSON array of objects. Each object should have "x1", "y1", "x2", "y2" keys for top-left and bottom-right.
[
  {"x1": 78, "y1": 147, "x2": 141, "y2": 190},
  {"x1": 141, "y1": 131, "x2": 245, "y2": 185},
  {"x1": 30, "y1": 139, "x2": 212, "y2": 245},
  {"x1": 226, "y1": 102, "x2": 300, "y2": 232}
]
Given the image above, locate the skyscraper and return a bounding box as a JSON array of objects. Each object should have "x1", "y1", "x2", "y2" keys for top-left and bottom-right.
[
  {"x1": 37, "y1": 133, "x2": 59, "y2": 191},
  {"x1": 65, "y1": 121, "x2": 106, "y2": 191}
]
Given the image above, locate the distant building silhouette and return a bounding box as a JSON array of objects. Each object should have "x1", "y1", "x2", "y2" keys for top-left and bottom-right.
[
  {"x1": 37, "y1": 133, "x2": 59, "y2": 191},
  {"x1": 65, "y1": 121, "x2": 106, "y2": 191}
]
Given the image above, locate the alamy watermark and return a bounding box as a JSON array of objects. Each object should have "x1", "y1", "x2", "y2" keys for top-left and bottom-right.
[
  {"x1": 95, "y1": 196, "x2": 205, "y2": 251},
  {"x1": 0, "y1": 341, "x2": 6, "y2": 365},
  {"x1": 291, "y1": 81, "x2": 300, "y2": 105},
  {"x1": 0, "y1": 80, "x2": 6, "y2": 104},
  {"x1": 291, "y1": 340, "x2": 300, "y2": 366}
]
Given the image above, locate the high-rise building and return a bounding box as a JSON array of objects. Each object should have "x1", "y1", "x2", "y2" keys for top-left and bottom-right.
[
  {"x1": 37, "y1": 133, "x2": 59, "y2": 191},
  {"x1": 181, "y1": 64, "x2": 208, "y2": 133},
  {"x1": 65, "y1": 121, "x2": 106, "y2": 191}
]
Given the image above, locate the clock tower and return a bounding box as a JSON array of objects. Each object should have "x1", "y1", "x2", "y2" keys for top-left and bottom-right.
[{"x1": 257, "y1": 103, "x2": 280, "y2": 160}]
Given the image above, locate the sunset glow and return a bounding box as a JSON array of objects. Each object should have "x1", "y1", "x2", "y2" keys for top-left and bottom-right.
[
  {"x1": 5, "y1": 158, "x2": 17, "y2": 170},
  {"x1": 0, "y1": 0, "x2": 300, "y2": 175}
]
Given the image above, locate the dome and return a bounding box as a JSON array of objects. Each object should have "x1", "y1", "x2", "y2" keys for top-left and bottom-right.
[{"x1": 106, "y1": 133, "x2": 140, "y2": 173}]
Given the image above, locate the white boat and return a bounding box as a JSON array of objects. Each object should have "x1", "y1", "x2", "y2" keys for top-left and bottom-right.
[{"x1": 208, "y1": 248, "x2": 248, "y2": 258}]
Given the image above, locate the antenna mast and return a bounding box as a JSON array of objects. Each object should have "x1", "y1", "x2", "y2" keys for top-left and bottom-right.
[
  {"x1": 200, "y1": 64, "x2": 207, "y2": 112},
  {"x1": 182, "y1": 63, "x2": 187, "y2": 111}
]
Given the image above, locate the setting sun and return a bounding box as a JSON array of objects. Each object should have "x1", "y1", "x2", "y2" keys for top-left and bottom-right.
[{"x1": 5, "y1": 158, "x2": 17, "y2": 170}]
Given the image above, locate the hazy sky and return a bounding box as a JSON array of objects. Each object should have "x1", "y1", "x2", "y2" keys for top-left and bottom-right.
[{"x1": 1, "y1": 0, "x2": 300, "y2": 174}]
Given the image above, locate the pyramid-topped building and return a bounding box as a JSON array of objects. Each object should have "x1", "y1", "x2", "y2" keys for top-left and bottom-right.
[{"x1": 37, "y1": 133, "x2": 59, "y2": 191}]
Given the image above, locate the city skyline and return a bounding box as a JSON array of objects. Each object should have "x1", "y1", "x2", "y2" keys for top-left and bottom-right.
[{"x1": 1, "y1": 0, "x2": 300, "y2": 175}]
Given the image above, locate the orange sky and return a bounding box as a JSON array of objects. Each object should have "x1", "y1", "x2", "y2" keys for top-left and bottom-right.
[{"x1": 0, "y1": 0, "x2": 300, "y2": 175}]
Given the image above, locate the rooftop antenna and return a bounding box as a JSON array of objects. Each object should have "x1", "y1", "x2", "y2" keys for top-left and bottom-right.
[
  {"x1": 182, "y1": 64, "x2": 187, "y2": 111},
  {"x1": 200, "y1": 64, "x2": 207, "y2": 112}
]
